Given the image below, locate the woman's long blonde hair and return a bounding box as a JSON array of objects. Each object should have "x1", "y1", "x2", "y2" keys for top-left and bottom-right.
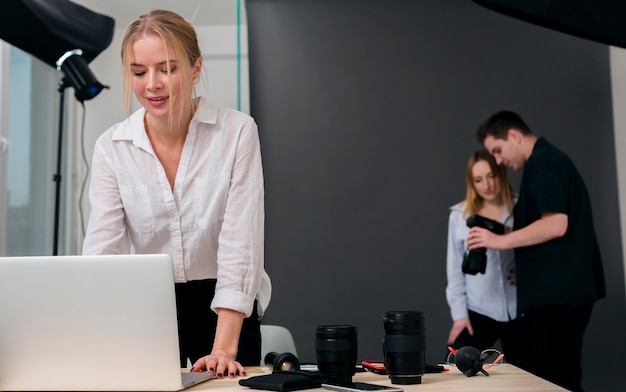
[
  {"x1": 463, "y1": 149, "x2": 515, "y2": 218},
  {"x1": 120, "y1": 9, "x2": 202, "y2": 130}
]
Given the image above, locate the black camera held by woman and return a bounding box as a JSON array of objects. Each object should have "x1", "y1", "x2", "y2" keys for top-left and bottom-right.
[{"x1": 462, "y1": 215, "x2": 505, "y2": 275}]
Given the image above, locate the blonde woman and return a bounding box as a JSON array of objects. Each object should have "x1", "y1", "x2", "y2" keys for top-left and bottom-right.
[{"x1": 83, "y1": 10, "x2": 271, "y2": 379}]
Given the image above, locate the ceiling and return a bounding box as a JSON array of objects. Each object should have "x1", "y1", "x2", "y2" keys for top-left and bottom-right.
[{"x1": 72, "y1": 0, "x2": 246, "y2": 29}]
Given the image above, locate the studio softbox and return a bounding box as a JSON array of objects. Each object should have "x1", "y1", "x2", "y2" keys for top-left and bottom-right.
[
  {"x1": 0, "y1": 0, "x2": 114, "y2": 67},
  {"x1": 473, "y1": 0, "x2": 626, "y2": 49}
]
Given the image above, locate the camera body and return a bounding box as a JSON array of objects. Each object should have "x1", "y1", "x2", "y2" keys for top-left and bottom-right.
[{"x1": 462, "y1": 215, "x2": 505, "y2": 275}]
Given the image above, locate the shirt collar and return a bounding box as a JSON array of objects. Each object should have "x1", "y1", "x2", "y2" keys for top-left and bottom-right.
[
  {"x1": 110, "y1": 97, "x2": 218, "y2": 147},
  {"x1": 191, "y1": 97, "x2": 218, "y2": 125}
]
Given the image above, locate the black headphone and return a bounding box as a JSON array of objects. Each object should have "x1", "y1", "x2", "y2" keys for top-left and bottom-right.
[
  {"x1": 454, "y1": 346, "x2": 491, "y2": 377},
  {"x1": 264, "y1": 351, "x2": 301, "y2": 372}
]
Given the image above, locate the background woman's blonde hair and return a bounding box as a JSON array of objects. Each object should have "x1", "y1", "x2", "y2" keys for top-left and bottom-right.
[
  {"x1": 120, "y1": 9, "x2": 202, "y2": 129},
  {"x1": 463, "y1": 149, "x2": 515, "y2": 218}
]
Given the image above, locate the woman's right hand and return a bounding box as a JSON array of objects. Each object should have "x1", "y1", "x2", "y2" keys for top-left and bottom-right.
[
  {"x1": 447, "y1": 317, "x2": 473, "y2": 345},
  {"x1": 191, "y1": 350, "x2": 245, "y2": 379}
]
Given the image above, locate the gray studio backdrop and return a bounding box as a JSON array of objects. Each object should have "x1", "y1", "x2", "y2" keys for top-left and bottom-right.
[{"x1": 246, "y1": 0, "x2": 626, "y2": 390}]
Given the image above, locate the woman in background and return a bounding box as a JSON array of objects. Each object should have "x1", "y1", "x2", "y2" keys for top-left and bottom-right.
[
  {"x1": 445, "y1": 149, "x2": 516, "y2": 355},
  {"x1": 82, "y1": 10, "x2": 271, "y2": 379}
]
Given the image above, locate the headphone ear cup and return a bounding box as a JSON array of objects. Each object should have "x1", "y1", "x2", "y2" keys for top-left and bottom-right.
[{"x1": 454, "y1": 346, "x2": 483, "y2": 377}]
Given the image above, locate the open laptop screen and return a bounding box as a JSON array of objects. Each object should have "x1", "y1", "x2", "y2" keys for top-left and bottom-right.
[{"x1": 0, "y1": 253, "x2": 212, "y2": 391}]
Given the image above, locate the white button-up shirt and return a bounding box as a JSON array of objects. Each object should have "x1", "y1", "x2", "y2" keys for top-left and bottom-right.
[
  {"x1": 82, "y1": 97, "x2": 271, "y2": 318},
  {"x1": 445, "y1": 201, "x2": 516, "y2": 322}
]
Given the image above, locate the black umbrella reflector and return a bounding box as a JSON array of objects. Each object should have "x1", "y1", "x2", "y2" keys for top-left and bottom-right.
[
  {"x1": 0, "y1": 0, "x2": 115, "y2": 66},
  {"x1": 473, "y1": 0, "x2": 626, "y2": 49}
]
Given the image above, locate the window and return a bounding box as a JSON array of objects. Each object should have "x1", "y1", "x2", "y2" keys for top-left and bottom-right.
[{"x1": 0, "y1": 44, "x2": 62, "y2": 256}]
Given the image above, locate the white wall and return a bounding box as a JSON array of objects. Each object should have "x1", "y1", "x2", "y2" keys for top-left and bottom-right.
[
  {"x1": 610, "y1": 46, "x2": 626, "y2": 300},
  {"x1": 0, "y1": 43, "x2": 9, "y2": 254},
  {"x1": 67, "y1": 24, "x2": 249, "y2": 253}
]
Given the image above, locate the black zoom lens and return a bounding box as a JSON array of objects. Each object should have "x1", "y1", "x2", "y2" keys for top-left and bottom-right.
[
  {"x1": 382, "y1": 311, "x2": 426, "y2": 385},
  {"x1": 315, "y1": 325, "x2": 358, "y2": 385}
]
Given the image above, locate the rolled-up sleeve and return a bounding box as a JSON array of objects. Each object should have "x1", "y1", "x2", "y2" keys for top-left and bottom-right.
[{"x1": 211, "y1": 118, "x2": 271, "y2": 318}]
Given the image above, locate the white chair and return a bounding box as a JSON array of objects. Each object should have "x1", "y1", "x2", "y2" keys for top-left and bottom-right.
[{"x1": 260, "y1": 324, "x2": 298, "y2": 366}]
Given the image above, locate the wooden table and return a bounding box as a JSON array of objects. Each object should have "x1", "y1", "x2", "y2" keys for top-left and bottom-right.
[{"x1": 187, "y1": 364, "x2": 567, "y2": 391}]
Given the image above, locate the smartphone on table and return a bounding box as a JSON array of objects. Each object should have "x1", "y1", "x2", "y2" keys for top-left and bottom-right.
[{"x1": 322, "y1": 382, "x2": 402, "y2": 392}]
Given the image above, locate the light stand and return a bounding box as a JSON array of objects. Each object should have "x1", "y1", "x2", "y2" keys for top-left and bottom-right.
[
  {"x1": 52, "y1": 50, "x2": 107, "y2": 255},
  {"x1": 52, "y1": 78, "x2": 68, "y2": 256}
]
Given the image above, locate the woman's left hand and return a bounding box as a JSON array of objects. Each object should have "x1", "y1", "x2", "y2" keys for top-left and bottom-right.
[{"x1": 190, "y1": 350, "x2": 246, "y2": 378}]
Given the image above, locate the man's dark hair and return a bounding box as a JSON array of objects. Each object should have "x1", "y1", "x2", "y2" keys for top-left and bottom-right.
[{"x1": 477, "y1": 110, "x2": 533, "y2": 143}]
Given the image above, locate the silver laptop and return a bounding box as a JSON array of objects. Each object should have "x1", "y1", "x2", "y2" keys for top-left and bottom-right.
[{"x1": 0, "y1": 253, "x2": 214, "y2": 391}]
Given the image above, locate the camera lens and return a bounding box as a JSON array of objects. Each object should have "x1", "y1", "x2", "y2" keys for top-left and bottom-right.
[
  {"x1": 382, "y1": 311, "x2": 426, "y2": 385},
  {"x1": 264, "y1": 351, "x2": 300, "y2": 372},
  {"x1": 315, "y1": 325, "x2": 358, "y2": 385},
  {"x1": 462, "y1": 250, "x2": 487, "y2": 275}
]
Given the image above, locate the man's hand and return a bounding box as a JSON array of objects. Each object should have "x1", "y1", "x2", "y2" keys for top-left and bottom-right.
[{"x1": 467, "y1": 227, "x2": 506, "y2": 250}]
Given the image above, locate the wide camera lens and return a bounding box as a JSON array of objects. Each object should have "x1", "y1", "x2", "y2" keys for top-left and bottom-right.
[
  {"x1": 382, "y1": 311, "x2": 426, "y2": 385},
  {"x1": 315, "y1": 325, "x2": 358, "y2": 385}
]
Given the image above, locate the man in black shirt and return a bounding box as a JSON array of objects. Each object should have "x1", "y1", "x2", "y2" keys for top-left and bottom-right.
[{"x1": 467, "y1": 110, "x2": 605, "y2": 392}]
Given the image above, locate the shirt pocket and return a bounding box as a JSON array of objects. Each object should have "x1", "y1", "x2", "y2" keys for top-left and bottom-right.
[
  {"x1": 119, "y1": 183, "x2": 156, "y2": 233},
  {"x1": 194, "y1": 175, "x2": 229, "y2": 230}
]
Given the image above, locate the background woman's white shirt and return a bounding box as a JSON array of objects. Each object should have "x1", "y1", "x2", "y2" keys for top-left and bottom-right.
[{"x1": 445, "y1": 201, "x2": 516, "y2": 322}]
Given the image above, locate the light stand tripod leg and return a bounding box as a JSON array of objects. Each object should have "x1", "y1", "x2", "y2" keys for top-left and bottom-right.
[{"x1": 53, "y1": 78, "x2": 68, "y2": 256}]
